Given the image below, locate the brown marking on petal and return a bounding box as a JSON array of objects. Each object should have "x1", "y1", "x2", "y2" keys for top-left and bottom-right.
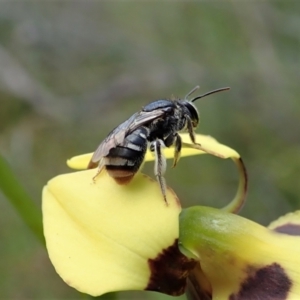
[
  {"x1": 146, "y1": 239, "x2": 197, "y2": 296},
  {"x1": 273, "y1": 223, "x2": 300, "y2": 236},
  {"x1": 141, "y1": 173, "x2": 156, "y2": 183},
  {"x1": 186, "y1": 264, "x2": 212, "y2": 300},
  {"x1": 229, "y1": 263, "x2": 292, "y2": 300}
]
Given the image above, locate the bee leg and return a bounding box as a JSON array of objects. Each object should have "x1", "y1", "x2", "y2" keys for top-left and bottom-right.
[
  {"x1": 152, "y1": 139, "x2": 168, "y2": 205},
  {"x1": 92, "y1": 158, "x2": 105, "y2": 182},
  {"x1": 186, "y1": 116, "x2": 198, "y2": 145},
  {"x1": 173, "y1": 133, "x2": 182, "y2": 168},
  {"x1": 164, "y1": 133, "x2": 176, "y2": 147},
  {"x1": 150, "y1": 143, "x2": 155, "y2": 152},
  {"x1": 163, "y1": 133, "x2": 181, "y2": 168}
]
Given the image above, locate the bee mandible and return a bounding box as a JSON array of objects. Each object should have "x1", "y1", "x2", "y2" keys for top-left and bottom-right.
[{"x1": 88, "y1": 85, "x2": 230, "y2": 204}]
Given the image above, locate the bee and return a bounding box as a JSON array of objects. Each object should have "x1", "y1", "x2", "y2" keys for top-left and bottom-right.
[{"x1": 88, "y1": 85, "x2": 230, "y2": 203}]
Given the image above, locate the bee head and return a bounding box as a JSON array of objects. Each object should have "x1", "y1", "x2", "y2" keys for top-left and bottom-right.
[{"x1": 182, "y1": 85, "x2": 230, "y2": 127}]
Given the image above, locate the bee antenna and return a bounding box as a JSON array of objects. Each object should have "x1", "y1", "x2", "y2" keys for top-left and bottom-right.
[
  {"x1": 184, "y1": 85, "x2": 200, "y2": 100},
  {"x1": 191, "y1": 87, "x2": 230, "y2": 102}
]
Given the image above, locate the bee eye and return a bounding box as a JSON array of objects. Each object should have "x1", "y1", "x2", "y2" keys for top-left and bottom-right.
[{"x1": 184, "y1": 102, "x2": 199, "y2": 127}]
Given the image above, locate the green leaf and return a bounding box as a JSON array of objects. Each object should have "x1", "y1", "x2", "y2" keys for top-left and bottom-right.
[{"x1": 0, "y1": 154, "x2": 45, "y2": 245}]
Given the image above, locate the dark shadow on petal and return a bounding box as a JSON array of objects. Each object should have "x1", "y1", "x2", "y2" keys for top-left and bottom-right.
[
  {"x1": 146, "y1": 239, "x2": 197, "y2": 296},
  {"x1": 229, "y1": 263, "x2": 292, "y2": 300},
  {"x1": 186, "y1": 264, "x2": 212, "y2": 300},
  {"x1": 273, "y1": 223, "x2": 300, "y2": 236}
]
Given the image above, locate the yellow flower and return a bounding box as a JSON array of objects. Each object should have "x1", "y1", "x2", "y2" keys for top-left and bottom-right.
[
  {"x1": 43, "y1": 134, "x2": 245, "y2": 297},
  {"x1": 43, "y1": 170, "x2": 185, "y2": 296},
  {"x1": 179, "y1": 207, "x2": 300, "y2": 300}
]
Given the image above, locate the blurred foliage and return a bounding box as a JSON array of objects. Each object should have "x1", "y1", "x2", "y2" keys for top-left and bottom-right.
[{"x1": 0, "y1": 1, "x2": 300, "y2": 299}]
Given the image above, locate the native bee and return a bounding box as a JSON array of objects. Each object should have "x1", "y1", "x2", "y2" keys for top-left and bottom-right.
[{"x1": 88, "y1": 86, "x2": 230, "y2": 203}]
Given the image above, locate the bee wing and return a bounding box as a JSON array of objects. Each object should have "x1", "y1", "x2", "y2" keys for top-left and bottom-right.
[
  {"x1": 87, "y1": 109, "x2": 166, "y2": 168},
  {"x1": 126, "y1": 109, "x2": 167, "y2": 132}
]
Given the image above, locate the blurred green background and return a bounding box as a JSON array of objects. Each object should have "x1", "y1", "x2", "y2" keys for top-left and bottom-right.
[{"x1": 1, "y1": 1, "x2": 300, "y2": 299}]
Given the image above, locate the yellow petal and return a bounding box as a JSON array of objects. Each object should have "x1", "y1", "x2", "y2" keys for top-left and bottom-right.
[
  {"x1": 43, "y1": 169, "x2": 181, "y2": 296},
  {"x1": 179, "y1": 206, "x2": 300, "y2": 299},
  {"x1": 66, "y1": 153, "x2": 92, "y2": 170},
  {"x1": 178, "y1": 133, "x2": 239, "y2": 159},
  {"x1": 67, "y1": 134, "x2": 239, "y2": 170}
]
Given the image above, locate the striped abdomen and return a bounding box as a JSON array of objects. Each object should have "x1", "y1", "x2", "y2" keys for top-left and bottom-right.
[{"x1": 104, "y1": 127, "x2": 149, "y2": 184}]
